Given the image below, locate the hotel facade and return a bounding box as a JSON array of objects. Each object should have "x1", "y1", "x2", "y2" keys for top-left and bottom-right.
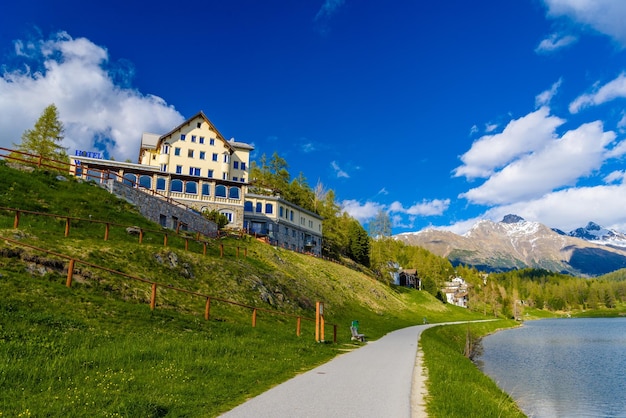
[{"x1": 71, "y1": 112, "x2": 323, "y2": 255}]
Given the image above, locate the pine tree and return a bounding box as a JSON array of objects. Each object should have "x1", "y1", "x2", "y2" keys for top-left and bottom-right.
[{"x1": 15, "y1": 104, "x2": 67, "y2": 164}]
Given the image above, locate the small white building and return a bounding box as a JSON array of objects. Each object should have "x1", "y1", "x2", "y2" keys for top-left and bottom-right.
[{"x1": 443, "y1": 277, "x2": 469, "y2": 308}]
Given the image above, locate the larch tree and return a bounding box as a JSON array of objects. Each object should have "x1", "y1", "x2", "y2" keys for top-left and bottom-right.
[{"x1": 15, "y1": 104, "x2": 68, "y2": 163}]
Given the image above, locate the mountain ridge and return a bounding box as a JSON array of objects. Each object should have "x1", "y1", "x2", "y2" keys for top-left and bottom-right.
[{"x1": 395, "y1": 215, "x2": 626, "y2": 276}]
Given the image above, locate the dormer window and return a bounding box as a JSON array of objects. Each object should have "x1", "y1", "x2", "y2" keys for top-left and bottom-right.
[
  {"x1": 197, "y1": 122, "x2": 201, "y2": 128},
  {"x1": 180, "y1": 134, "x2": 186, "y2": 141}
]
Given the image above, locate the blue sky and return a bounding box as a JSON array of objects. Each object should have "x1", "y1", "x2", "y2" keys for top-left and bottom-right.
[{"x1": 2, "y1": 1, "x2": 626, "y2": 235}]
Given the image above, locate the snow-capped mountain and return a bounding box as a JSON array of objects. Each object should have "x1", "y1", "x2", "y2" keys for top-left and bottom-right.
[
  {"x1": 395, "y1": 215, "x2": 626, "y2": 276},
  {"x1": 564, "y1": 222, "x2": 626, "y2": 248}
]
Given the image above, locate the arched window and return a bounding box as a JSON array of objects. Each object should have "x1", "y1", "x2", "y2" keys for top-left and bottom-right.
[
  {"x1": 156, "y1": 177, "x2": 166, "y2": 191},
  {"x1": 229, "y1": 186, "x2": 240, "y2": 199},
  {"x1": 139, "y1": 175, "x2": 152, "y2": 189},
  {"x1": 215, "y1": 185, "x2": 227, "y2": 197},
  {"x1": 256, "y1": 202, "x2": 262, "y2": 213},
  {"x1": 185, "y1": 181, "x2": 198, "y2": 194},
  {"x1": 123, "y1": 173, "x2": 137, "y2": 187},
  {"x1": 202, "y1": 183, "x2": 210, "y2": 196},
  {"x1": 170, "y1": 179, "x2": 183, "y2": 193},
  {"x1": 244, "y1": 201, "x2": 253, "y2": 212},
  {"x1": 265, "y1": 203, "x2": 273, "y2": 214}
]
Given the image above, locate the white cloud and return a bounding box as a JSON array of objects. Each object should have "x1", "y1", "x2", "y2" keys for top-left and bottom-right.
[
  {"x1": 453, "y1": 107, "x2": 565, "y2": 179},
  {"x1": 340, "y1": 199, "x2": 384, "y2": 222},
  {"x1": 389, "y1": 199, "x2": 450, "y2": 216},
  {"x1": 535, "y1": 79, "x2": 563, "y2": 108},
  {"x1": 481, "y1": 181, "x2": 626, "y2": 233},
  {"x1": 535, "y1": 33, "x2": 577, "y2": 54},
  {"x1": 314, "y1": 0, "x2": 345, "y2": 22},
  {"x1": 569, "y1": 72, "x2": 626, "y2": 113},
  {"x1": 330, "y1": 160, "x2": 349, "y2": 178},
  {"x1": 543, "y1": 0, "x2": 626, "y2": 47},
  {"x1": 604, "y1": 170, "x2": 626, "y2": 183},
  {"x1": 460, "y1": 121, "x2": 615, "y2": 205},
  {"x1": 0, "y1": 31, "x2": 183, "y2": 162}
]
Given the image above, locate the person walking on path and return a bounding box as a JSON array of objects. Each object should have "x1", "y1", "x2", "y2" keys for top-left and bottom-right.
[{"x1": 220, "y1": 323, "x2": 437, "y2": 418}]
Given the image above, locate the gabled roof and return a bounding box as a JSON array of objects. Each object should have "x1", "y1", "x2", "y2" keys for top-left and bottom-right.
[{"x1": 153, "y1": 111, "x2": 254, "y2": 153}]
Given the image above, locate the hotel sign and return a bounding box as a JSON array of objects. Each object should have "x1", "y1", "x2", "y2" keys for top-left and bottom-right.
[{"x1": 75, "y1": 150, "x2": 103, "y2": 159}]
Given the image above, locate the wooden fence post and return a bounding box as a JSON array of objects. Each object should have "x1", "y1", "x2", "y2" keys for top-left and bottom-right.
[
  {"x1": 163, "y1": 234, "x2": 168, "y2": 247},
  {"x1": 204, "y1": 297, "x2": 211, "y2": 321},
  {"x1": 64, "y1": 217, "x2": 71, "y2": 237},
  {"x1": 139, "y1": 229, "x2": 144, "y2": 244},
  {"x1": 252, "y1": 309, "x2": 257, "y2": 327},
  {"x1": 296, "y1": 317, "x2": 301, "y2": 337},
  {"x1": 244, "y1": 248, "x2": 248, "y2": 258},
  {"x1": 220, "y1": 244, "x2": 224, "y2": 258},
  {"x1": 13, "y1": 210, "x2": 20, "y2": 229},
  {"x1": 202, "y1": 242, "x2": 207, "y2": 256},
  {"x1": 66, "y1": 259, "x2": 75, "y2": 288},
  {"x1": 185, "y1": 238, "x2": 189, "y2": 251},
  {"x1": 150, "y1": 283, "x2": 157, "y2": 310},
  {"x1": 104, "y1": 223, "x2": 110, "y2": 241}
]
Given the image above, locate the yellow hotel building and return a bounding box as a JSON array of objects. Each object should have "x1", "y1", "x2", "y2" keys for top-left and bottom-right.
[{"x1": 72, "y1": 111, "x2": 323, "y2": 255}]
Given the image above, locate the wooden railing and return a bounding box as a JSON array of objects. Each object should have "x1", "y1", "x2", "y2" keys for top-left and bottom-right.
[{"x1": 0, "y1": 235, "x2": 337, "y2": 342}]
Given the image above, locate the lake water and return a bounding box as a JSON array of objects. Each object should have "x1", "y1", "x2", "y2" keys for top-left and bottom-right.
[{"x1": 476, "y1": 317, "x2": 626, "y2": 418}]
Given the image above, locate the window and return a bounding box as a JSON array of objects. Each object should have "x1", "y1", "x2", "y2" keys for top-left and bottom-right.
[
  {"x1": 229, "y1": 187, "x2": 240, "y2": 199},
  {"x1": 290, "y1": 211, "x2": 294, "y2": 221},
  {"x1": 139, "y1": 175, "x2": 151, "y2": 189},
  {"x1": 223, "y1": 154, "x2": 230, "y2": 163},
  {"x1": 279, "y1": 207, "x2": 284, "y2": 217},
  {"x1": 163, "y1": 145, "x2": 170, "y2": 154},
  {"x1": 156, "y1": 177, "x2": 166, "y2": 190},
  {"x1": 215, "y1": 185, "x2": 227, "y2": 197},
  {"x1": 188, "y1": 149, "x2": 194, "y2": 158},
  {"x1": 180, "y1": 134, "x2": 186, "y2": 141},
  {"x1": 189, "y1": 167, "x2": 200, "y2": 176},
  {"x1": 256, "y1": 202, "x2": 262, "y2": 213},
  {"x1": 301, "y1": 217, "x2": 305, "y2": 225},
  {"x1": 210, "y1": 138, "x2": 215, "y2": 146},
  {"x1": 212, "y1": 153, "x2": 218, "y2": 161},
  {"x1": 244, "y1": 201, "x2": 253, "y2": 212},
  {"x1": 202, "y1": 183, "x2": 210, "y2": 196},
  {"x1": 197, "y1": 122, "x2": 201, "y2": 128},
  {"x1": 175, "y1": 165, "x2": 183, "y2": 174},
  {"x1": 191, "y1": 135, "x2": 196, "y2": 142},
  {"x1": 185, "y1": 181, "x2": 197, "y2": 194},
  {"x1": 233, "y1": 177, "x2": 238, "y2": 182},
  {"x1": 240, "y1": 177, "x2": 245, "y2": 183},
  {"x1": 199, "y1": 136, "x2": 205, "y2": 144},
  {"x1": 265, "y1": 203, "x2": 273, "y2": 214},
  {"x1": 174, "y1": 147, "x2": 181, "y2": 156},
  {"x1": 241, "y1": 162, "x2": 246, "y2": 171},
  {"x1": 160, "y1": 164, "x2": 168, "y2": 172},
  {"x1": 207, "y1": 169, "x2": 214, "y2": 178},
  {"x1": 233, "y1": 161, "x2": 239, "y2": 169},
  {"x1": 199, "y1": 151, "x2": 205, "y2": 160},
  {"x1": 170, "y1": 179, "x2": 183, "y2": 192}
]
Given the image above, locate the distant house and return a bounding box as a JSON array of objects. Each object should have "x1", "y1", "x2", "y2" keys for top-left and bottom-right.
[
  {"x1": 443, "y1": 277, "x2": 469, "y2": 308},
  {"x1": 397, "y1": 269, "x2": 420, "y2": 289}
]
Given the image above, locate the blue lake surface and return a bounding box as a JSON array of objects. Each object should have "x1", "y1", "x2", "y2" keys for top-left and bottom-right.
[{"x1": 477, "y1": 317, "x2": 626, "y2": 418}]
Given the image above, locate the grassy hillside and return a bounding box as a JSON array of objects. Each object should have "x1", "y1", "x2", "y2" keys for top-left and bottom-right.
[{"x1": 0, "y1": 162, "x2": 485, "y2": 417}]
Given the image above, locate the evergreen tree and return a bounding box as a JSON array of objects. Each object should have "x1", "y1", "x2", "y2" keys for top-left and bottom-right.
[{"x1": 15, "y1": 104, "x2": 67, "y2": 164}]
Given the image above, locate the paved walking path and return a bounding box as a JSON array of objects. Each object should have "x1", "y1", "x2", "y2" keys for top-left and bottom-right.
[{"x1": 220, "y1": 323, "x2": 438, "y2": 418}]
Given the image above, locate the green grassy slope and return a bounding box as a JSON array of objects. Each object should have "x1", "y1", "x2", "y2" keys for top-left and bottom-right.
[{"x1": 0, "y1": 163, "x2": 485, "y2": 417}]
